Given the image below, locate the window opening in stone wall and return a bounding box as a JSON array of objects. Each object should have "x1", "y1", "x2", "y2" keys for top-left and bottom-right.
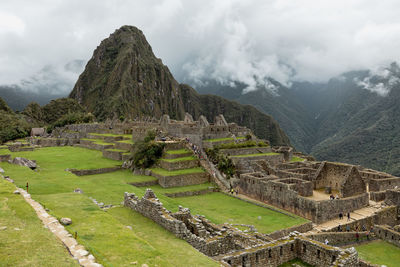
[
  {"x1": 290, "y1": 244, "x2": 294, "y2": 251},
  {"x1": 268, "y1": 249, "x2": 272, "y2": 258},
  {"x1": 256, "y1": 253, "x2": 259, "y2": 263},
  {"x1": 280, "y1": 246, "x2": 283, "y2": 256},
  {"x1": 303, "y1": 244, "x2": 306, "y2": 252},
  {"x1": 332, "y1": 256, "x2": 336, "y2": 263},
  {"x1": 317, "y1": 249, "x2": 320, "y2": 259}
]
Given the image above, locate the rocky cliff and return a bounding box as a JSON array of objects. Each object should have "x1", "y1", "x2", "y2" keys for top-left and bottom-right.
[{"x1": 70, "y1": 25, "x2": 290, "y2": 145}]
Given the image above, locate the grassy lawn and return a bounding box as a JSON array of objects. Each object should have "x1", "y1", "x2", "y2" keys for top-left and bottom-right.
[
  {"x1": 150, "y1": 167, "x2": 205, "y2": 176},
  {"x1": 174, "y1": 193, "x2": 308, "y2": 233},
  {"x1": 81, "y1": 138, "x2": 115, "y2": 145},
  {"x1": 354, "y1": 240, "x2": 400, "y2": 267},
  {"x1": 0, "y1": 147, "x2": 218, "y2": 267},
  {"x1": 0, "y1": 146, "x2": 308, "y2": 265},
  {"x1": 116, "y1": 140, "x2": 134, "y2": 144},
  {"x1": 0, "y1": 178, "x2": 78, "y2": 266},
  {"x1": 104, "y1": 148, "x2": 126, "y2": 152},
  {"x1": 291, "y1": 156, "x2": 305, "y2": 162},
  {"x1": 230, "y1": 152, "x2": 280, "y2": 158},
  {"x1": 161, "y1": 156, "x2": 197, "y2": 162},
  {"x1": 203, "y1": 136, "x2": 245, "y2": 142},
  {"x1": 165, "y1": 149, "x2": 191, "y2": 155}
]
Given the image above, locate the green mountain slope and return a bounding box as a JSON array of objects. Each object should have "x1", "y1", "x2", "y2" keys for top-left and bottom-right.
[
  {"x1": 195, "y1": 65, "x2": 400, "y2": 176},
  {"x1": 69, "y1": 25, "x2": 291, "y2": 146}
]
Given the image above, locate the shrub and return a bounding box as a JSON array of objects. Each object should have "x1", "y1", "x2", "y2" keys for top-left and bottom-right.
[
  {"x1": 132, "y1": 131, "x2": 164, "y2": 169},
  {"x1": 205, "y1": 147, "x2": 235, "y2": 179},
  {"x1": 245, "y1": 133, "x2": 252, "y2": 141}
]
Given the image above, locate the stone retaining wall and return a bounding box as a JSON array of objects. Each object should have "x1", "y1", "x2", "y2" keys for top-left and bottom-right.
[
  {"x1": 159, "y1": 159, "x2": 199, "y2": 171},
  {"x1": 375, "y1": 225, "x2": 400, "y2": 247},
  {"x1": 0, "y1": 154, "x2": 11, "y2": 162},
  {"x1": 266, "y1": 222, "x2": 313, "y2": 240},
  {"x1": 164, "y1": 152, "x2": 192, "y2": 159},
  {"x1": 369, "y1": 177, "x2": 400, "y2": 192},
  {"x1": 220, "y1": 147, "x2": 272, "y2": 156},
  {"x1": 30, "y1": 137, "x2": 80, "y2": 147},
  {"x1": 79, "y1": 140, "x2": 114, "y2": 151},
  {"x1": 369, "y1": 191, "x2": 386, "y2": 202},
  {"x1": 152, "y1": 171, "x2": 209, "y2": 188},
  {"x1": 326, "y1": 206, "x2": 398, "y2": 232},
  {"x1": 128, "y1": 180, "x2": 158, "y2": 187},
  {"x1": 307, "y1": 232, "x2": 374, "y2": 246},
  {"x1": 164, "y1": 188, "x2": 219, "y2": 198},
  {"x1": 70, "y1": 166, "x2": 121, "y2": 176},
  {"x1": 114, "y1": 142, "x2": 133, "y2": 151},
  {"x1": 102, "y1": 150, "x2": 122, "y2": 161}
]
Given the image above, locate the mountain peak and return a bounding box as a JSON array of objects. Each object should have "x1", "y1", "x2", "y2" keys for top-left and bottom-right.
[{"x1": 68, "y1": 25, "x2": 291, "y2": 146}]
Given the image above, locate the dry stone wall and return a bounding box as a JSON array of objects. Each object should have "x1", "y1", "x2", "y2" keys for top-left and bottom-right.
[{"x1": 69, "y1": 166, "x2": 121, "y2": 176}]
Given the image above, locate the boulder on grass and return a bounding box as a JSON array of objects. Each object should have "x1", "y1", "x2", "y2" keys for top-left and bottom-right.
[
  {"x1": 12, "y1": 157, "x2": 37, "y2": 170},
  {"x1": 60, "y1": 217, "x2": 72, "y2": 225}
]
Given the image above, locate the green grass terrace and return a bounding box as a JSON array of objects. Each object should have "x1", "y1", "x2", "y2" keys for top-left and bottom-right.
[
  {"x1": 353, "y1": 240, "x2": 400, "y2": 267},
  {"x1": 160, "y1": 156, "x2": 197, "y2": 162},
  {"x1": 230, "y1": 152, "x2": 280, "y2": 158},
  {"x1": 149, "y1": 167, "x2": 205, "y2": 176},
  {"x1": 0, "y1": 146, "x2": 309, "y2": 266},
  {"x1": 165, "y1": 149, "x2": 191, "y2": 155}
]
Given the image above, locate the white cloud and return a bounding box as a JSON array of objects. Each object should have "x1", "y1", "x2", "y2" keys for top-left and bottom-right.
[{"x1": 1, "y1": 0, "x2": 400, "y2": 94}]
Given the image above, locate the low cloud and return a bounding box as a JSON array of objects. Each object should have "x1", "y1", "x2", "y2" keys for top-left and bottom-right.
[{"x1": 1, "y1": 1, "x2": 400, "y2": 94}]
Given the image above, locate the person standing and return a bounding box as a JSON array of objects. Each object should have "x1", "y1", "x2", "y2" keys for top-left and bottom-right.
[{"x1": 347, "y1": 212, "x2": 351, "y2": 221}]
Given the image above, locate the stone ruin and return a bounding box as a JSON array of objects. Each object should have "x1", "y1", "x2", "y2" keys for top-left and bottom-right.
[{"x1": 124, "y1": 189, "x2": 359, "y2": 267}]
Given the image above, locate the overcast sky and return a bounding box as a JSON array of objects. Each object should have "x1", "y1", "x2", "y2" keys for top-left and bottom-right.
[{"x1": 1, "y1": 0, "x2": 400, "y2": 94}]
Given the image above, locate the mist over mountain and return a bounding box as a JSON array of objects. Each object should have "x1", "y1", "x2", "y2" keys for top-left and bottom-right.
[
  {"x1": 0, "y1": 60, "x2": 84, "y2": 111},
  {"x1": 69, "y1": 25, "x2": 290, "y2": 146},
  {"x1": 194, "y1": 63, "x2": 400, "y2": 175}
]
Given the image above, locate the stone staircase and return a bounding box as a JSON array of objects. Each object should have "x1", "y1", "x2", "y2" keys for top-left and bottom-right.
[{"x1": 306, "y1": 202, "x2": 383, "y2": 234}]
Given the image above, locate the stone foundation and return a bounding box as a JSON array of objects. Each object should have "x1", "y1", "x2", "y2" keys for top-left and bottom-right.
[
  {"x1": 0, "y1": 154, "x2": 11, "y2": 162},
  {"x1": 159, "y1": 159, "x2": 199, "y2": 171},
  {"x1": 152, "y1": 172, "x2": 209, "y2": 188},
  {"x1": 69, "y1": 166, "x2": 121, "y2": 176}
]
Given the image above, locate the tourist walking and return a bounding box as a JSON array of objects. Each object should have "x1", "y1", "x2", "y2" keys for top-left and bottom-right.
[
  {"x1": 339, "y1": 212, "x2": 343, "y2": 220},
  {"x1": 347, "y1": 212, "x2": 351, "y2": 221}
]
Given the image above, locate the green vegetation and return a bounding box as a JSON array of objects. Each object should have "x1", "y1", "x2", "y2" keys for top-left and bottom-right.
[
  {"x1": 215, "y1": 140, "x2": 268, "y2": 149},
  {"x1": 0, "y1": 178, "x2": 78, "y2": 266},
  {"x1": 161, "y1": 156, "x2": 197, "y2": 162},
  {"x1": 205, "y1": 147, "x2": 235, "y2": 178},
  {"x1": 150, "y1": 167, "x2": 205, "y2": 176},
  {"x1": 165, "y1": 149, "x2": 191, "y2": 155},
  {"x1": 81, "y1": 138, "x2": 115, "y2": 145},
  {"x1": 117, "y1": 139, "x2": 134, "y2": 144},
  {"x1": 105, "y1": 148, "x2": 126, "y2": 152},
  {"x1": 0, "y1": 147, "x2": 218, "y2": 266},
  {"x1": 174, "y1": 193, "x2": 308, "y2": 234},
  {"x1": 132, "y1": 131, "x2": 165, "y2": 168},
  {"x1": 291, "y1": 156, "x2": 305, "y2": 162},
  {"x1": 0, "y1": 97, "x2": 31, "y2": 144},
  {"x1": 354, "y1": 240, "x2": 400, "y2": 267},
  {"x1": 203, "y1": 136, "x2": 246, "y2": 143},
  {"x1": 0, "y1": 145, "x2": 308, "y2": 266},
  {"x1": 230, "y1": 152, "x2": 280, "y2": 158}
]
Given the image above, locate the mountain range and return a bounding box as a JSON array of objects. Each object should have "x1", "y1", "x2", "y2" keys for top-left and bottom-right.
[
  {"x1": 1, "y1": 25, "x2": 400, "y2": 176},
  {"x1": 195, "y1": 64, "x2": 400, "y2": 175}
]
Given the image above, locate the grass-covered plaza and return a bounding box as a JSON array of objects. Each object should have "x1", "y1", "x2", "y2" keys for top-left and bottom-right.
[{"x1": 0, "y1": 146, "x2": 308, "y2": 266}]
